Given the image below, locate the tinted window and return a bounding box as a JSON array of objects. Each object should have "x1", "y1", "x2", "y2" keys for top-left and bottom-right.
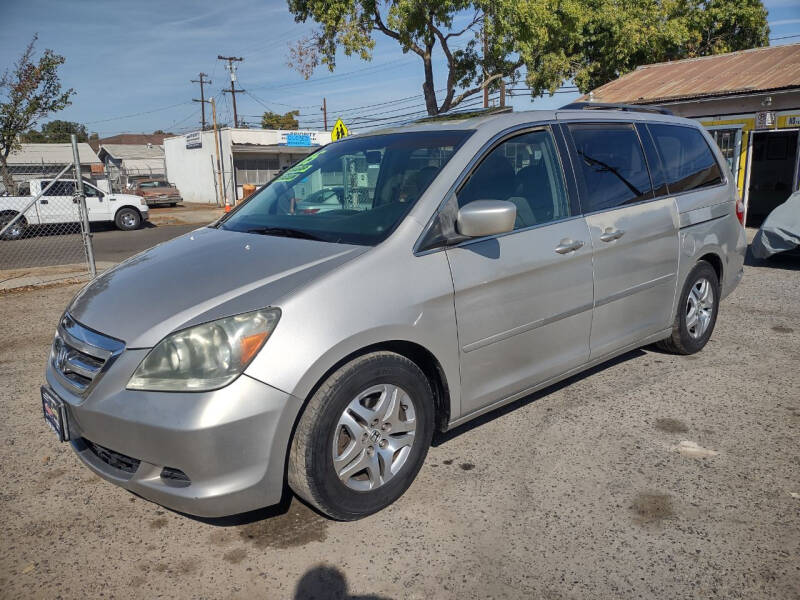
[
  {"x1": 45, "y1": 181, "x2": 75, "y2": 196},
  {"x1": 648, "y1": 124, "x2": 723, "y2": 193},
  {"x1": 458, "y1": 129, "x2": 569, "y2": 229},
  {"x1": 219, "y1": 130, "x2": 472, "y2": 246},
  {"x1": 569, "y1": 123, "x2": 653, "y2": 211}
]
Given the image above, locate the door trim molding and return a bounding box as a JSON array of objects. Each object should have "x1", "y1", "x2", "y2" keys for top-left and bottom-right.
[
  {"x1": 462, "y1": 301, "x2": 594, "y2": 353},
  {"x1": 594, "y1": 273, "x2": 675, "y2": 309}
]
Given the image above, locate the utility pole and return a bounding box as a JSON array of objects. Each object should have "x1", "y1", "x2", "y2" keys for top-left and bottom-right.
[
  {"x1": 191, "y1": 73, "x2": 211, "y2": 130},
  {"x1": 209, "y1": 97, "x2": 226, "y2": 208},
  {"x1": 218, "y1": 55, "x2": 244, "y2": 127},
  {"x1": 321, "y1": 97, "x2": 328, "y2": 131},
  {"x1": 483, "y1": 19, "x2": 489, "y2": 109}
]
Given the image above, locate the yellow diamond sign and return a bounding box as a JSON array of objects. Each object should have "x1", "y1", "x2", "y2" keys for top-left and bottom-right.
[{"x1": 331, "y1": 118, "x2": 349, "y2": 141}]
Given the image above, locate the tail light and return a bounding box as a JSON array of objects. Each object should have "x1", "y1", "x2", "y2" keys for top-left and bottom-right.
[{"x1": 735, "y1": 197, "x2": 745, "y2": 226}]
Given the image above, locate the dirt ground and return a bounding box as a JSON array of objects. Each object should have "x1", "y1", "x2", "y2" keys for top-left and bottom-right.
[{"x1": 1, "y1": 255, "x2": 798, "y2": 599}]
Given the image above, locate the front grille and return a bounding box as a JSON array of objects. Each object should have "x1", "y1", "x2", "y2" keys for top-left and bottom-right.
[
  {"x1": 51, "y1": 314, "x2": 124, "y2": 396},
  {"x1": 85, "y1": 439, "x2": 140, "y2": 474}
]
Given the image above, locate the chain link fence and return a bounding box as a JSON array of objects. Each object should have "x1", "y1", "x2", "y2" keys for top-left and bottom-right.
[{"x1": 0, "y1": 139, "x2": 96, "y2": 288}]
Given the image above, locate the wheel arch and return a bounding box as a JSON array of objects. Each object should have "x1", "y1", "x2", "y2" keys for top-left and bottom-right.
[
  {"x1": 697, "y1": 251, "x2": 723, "y2": 283},
  {"x1": 296, "y1": 339, "x2": 452, "y2": 434}
]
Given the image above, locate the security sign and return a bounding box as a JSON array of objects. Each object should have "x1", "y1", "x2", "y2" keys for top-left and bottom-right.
[{"x1": 331, "y1": 118, "x2": 349, "y2": 141}]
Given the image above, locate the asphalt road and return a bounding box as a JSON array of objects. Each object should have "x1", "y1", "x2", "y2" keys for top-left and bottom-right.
[
  {"x1": 0, "y1": 257, "x2": 798, "y2": 599},
  {"x1": 0, "y1": 223, "x2": 198, "y2": 269}
]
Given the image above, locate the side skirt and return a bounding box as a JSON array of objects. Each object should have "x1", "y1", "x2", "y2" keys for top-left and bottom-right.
[{"x1": 446, "y1": 327, "x2": 672, "y2": 430}]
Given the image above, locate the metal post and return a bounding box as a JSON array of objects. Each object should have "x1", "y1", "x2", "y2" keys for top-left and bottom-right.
[
  {"x1": 71, "y1": 134, "x2": 96, "y2": 278},
  {"x1": 322, "y1": 97, "x2": 328, "y2": 131}
]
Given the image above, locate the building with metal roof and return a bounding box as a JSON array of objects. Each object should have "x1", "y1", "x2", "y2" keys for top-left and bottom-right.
[
  {"x1": 97, "y1": 143, "x2": 166, "y2": 189},
  {"x1": 586, "y1": 43, "x2": 800, "y2": 226},
  {"x1": 5, "y1": 143, "x2": 103, "y2": 189}
]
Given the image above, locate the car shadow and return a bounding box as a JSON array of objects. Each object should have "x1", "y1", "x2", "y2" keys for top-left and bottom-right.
[{"x1": 433, "y1": 348, "x2": 647, "y2": 446}]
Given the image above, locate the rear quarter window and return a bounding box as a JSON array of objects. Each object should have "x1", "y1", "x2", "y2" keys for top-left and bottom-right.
[{"x1": 647, "y1": 124, "x2": 723, "y2": 194}]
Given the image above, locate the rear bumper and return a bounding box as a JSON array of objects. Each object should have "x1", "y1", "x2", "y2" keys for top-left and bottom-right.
[
  {"x1": 46, "y1": 355, "x2": 302, "y2": 517},
  {"x1": 144, "y1": 196, "x2": 182, "y2": 206}
]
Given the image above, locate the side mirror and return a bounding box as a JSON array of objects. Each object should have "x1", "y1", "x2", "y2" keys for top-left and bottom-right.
[{"x1": 456, "y1": 200, "x2": 516, "y2": 238}]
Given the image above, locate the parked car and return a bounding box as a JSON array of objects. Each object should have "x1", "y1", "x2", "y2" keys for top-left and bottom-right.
[
  {"x1": 293, "y1": 186, "x2": 344, "y2": 214},
  {"x1": 131, "y1": 179, "x2": 182, "y2": 207},
  {"x1": 1, "y1": 178, "x2": 148, "y2": 239},
  {"x1": 42, "y1": 106, "x2": 745, "y2": 520},
  {"x1": 751, "y1": 190, "x2": 800, "y2": 259}
]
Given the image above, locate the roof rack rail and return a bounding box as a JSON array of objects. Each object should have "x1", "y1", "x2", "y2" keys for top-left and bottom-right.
[
  {"x1": 559, "y1": 102, "x2": 673, "y2": 116},
  {"x1": 414, "y1": 105, "x2": 513, "y2": 123}
]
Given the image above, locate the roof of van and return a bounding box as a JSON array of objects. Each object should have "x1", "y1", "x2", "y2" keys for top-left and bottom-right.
[{"x1": 362, "y1": 107, "x2": 691, "y2": 136}]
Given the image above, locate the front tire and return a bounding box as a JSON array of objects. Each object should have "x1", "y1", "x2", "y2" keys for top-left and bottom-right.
[
  {"x1": 0, "y1": 213, "x2": 26, "y2": 240},
  {"x1": 658, "y1": 260, "x2": 720, "y2": 355},
  {"x1": 115, "y1": 207, "x2": 141, "y2": 231},
  {"x1": 288, "y1": 352, "x2": 434, "y2": 520}
]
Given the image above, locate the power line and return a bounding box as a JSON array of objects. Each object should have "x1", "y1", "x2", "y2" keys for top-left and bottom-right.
[
  {"x1": 84, "y1": 101, "x2": 193, "y2": 125},
  {"x1": 770, "y1": 33, "x2": 800, "y2": 41}
]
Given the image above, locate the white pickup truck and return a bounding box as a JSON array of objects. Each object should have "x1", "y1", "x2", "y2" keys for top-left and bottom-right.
[{"x1": 0, "y1": 178, "x2": 148, "y2": 240}]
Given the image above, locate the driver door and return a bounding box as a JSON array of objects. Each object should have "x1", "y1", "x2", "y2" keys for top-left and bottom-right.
[{"x1": 445, "y1": 127, "x2": 594, "y2": 416}]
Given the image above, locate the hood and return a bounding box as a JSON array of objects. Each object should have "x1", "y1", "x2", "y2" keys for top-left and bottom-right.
[{"x1": 68, "y1": 226, "x2": 368, "y2": 348}]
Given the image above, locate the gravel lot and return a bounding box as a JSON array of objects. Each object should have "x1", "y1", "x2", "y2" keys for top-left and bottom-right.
[{"x1": 1, "y1": 255, "x2": 798, "y2": 599}]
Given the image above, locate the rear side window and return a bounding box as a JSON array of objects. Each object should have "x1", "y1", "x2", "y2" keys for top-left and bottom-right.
[
  {"x1": 647, "y1": 124, "x2": 723, "y2": 193},
  {"x1": 568, "y1": 123, "x2": 653, "y2": 212}
]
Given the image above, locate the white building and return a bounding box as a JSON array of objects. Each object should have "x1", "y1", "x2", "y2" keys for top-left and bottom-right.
[{"x1": 164, "y1": 128, "x2": 332, "y2": 205}]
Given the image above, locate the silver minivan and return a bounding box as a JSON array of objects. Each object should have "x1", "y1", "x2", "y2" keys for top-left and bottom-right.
[{"x1": 42, "y1": 106, "x2": 746, "y2": 520}]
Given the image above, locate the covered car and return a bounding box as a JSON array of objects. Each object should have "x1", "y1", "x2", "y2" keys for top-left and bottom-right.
[{"x1": 751, "y1": 190, "x2": 800, "y2": 259}]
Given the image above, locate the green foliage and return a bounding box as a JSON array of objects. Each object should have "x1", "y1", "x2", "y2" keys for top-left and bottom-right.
[
  {"x1": 573, "y1": 0, "x2": 770, "y2": 92},
  {"x1": 0, "y1": 35, "x2": 74, "y2": 193},
  {"x1": 21, "y1": 119, "x2": 88, "y2": 143},
  {"x1": 285, "y1": 0, "x2": 769, "y2": 115},
  {"x1": 261, "y1": 110, "x2": 301, "y2": 129}
]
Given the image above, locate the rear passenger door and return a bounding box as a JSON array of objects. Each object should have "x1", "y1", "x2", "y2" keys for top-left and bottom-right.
[
  {"x1": 446, "y1": 126, "x2": 594, "y2": 416},
  {"x1": 565, "y1": 122, "x2": 680, "y2": 358}
]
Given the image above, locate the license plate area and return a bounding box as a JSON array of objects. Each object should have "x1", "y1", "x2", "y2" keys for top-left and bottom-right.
[{"x1": 41, "y1": 386, "x2": 69, "y2": 442}]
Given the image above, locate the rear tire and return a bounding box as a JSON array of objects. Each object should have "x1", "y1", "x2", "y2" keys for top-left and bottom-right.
[
  {"x1": 0, "y1": 213, "x2": 26, "y2": 240},
  {"x1": 115, "y1": 207, "x2": 141, "y2": 231},
  {"x1": 288, "y1": 352, "x2": 434, "y2": 520},
  {"x1": 658, "y1": 261, "x2": 720, "y2": 355}
]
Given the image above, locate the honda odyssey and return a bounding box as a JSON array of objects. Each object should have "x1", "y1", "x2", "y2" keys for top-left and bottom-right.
[{"x1": 42, "y1": 105, "x2": 746, "y2": 520}]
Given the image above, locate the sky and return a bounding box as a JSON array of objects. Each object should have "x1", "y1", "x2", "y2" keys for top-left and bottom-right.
[{"x1": 1, "y1": 0, "x2": 799, "y2": 137}]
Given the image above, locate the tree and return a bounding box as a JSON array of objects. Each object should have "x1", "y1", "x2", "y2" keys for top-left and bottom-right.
[
  {"x1": 573, "y1": 0, "x2": 770, "y2": 92},
  {"x1": 286, "y1": 0, "x2": 769, "y2": 116},
  {"x1": 21, "y1": 120, "x2": 88, "y2": 143},
  {"x1": 0, "y1": 35, "x2": 74, "y2": 194},
  {"x1": 261, "y1": 110, "x2": 301, "y2": 129}
]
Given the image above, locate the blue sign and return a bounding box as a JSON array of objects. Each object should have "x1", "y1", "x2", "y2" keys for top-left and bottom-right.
[{"x1": 286, "y1": 133, "x2": 311, "y2": 147}]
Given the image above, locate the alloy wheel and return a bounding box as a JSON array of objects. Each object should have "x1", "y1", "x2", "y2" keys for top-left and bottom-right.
[
  {"x1": 332, "y1": 383, "x2": 417, "y2": 492},
  {"x1": 686, "y1": 277, "x2": 714, "y2": 339}
]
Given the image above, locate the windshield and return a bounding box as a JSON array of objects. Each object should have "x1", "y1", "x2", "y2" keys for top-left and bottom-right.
[
  {"x1": 139, "y1": 181, "x2": 170, "y2": 188},
  {"x1": 217, "y1": 130, "x2": 472, "y2": 245}
]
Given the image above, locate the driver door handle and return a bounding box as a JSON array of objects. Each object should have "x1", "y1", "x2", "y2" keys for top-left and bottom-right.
[
  {"x1": 599, "y1": 228, "x2": 625, "y2": 242},
  {"x1": 555, "y1": 239, "x2": 585, "y2": 254}
]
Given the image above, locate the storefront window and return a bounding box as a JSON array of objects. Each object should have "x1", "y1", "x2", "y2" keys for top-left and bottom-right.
[{"x1": 706, "y1": 127, "x2": 741, "y2": 182}]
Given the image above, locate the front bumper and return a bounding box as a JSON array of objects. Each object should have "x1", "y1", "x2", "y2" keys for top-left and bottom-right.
[{"x1": 45, "y1": 348, "x2": 301, "y2": 517}]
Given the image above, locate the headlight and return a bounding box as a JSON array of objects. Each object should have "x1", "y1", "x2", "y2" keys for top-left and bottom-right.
[{"x1": 127, "y1": 308, "x2": 280, "y2": 392}]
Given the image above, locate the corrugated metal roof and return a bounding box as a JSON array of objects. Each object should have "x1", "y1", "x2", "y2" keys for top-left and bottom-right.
[
  {"x1": 587, "y1": 43, "x2": 800, "y2": 104},
  {"x1": 119, "y1": 158, "x2": 166, "y2": 173},
  {"x1": 7, "y1": 143, "x2": 101, "y2": 165},
  {"x1": 99, "y1": 144, "x2": 164, "y2": 159}
]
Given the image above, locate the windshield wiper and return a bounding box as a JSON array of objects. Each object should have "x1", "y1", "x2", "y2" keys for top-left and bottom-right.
[{"x1": 246, "y1": 227, "x2": 325, "y2": 241}]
